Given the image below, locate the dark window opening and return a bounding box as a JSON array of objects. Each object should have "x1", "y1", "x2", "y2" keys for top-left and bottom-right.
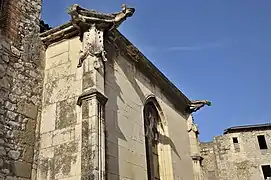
[
  {"x1": 258, "y1": 135, "x2": 268, "y2": 150},
  {"x1": 233, "y1": 137, "x2": 238, "y2": 143},
  {"x1": 232, "y1": 137, "x2": 240, "y2": 152},
  {"x1": 261, "y1": 165, "x2": 271, "y2": 179},
  {"x1": 0, "y1": 0, "x2": 4, "y2": 10},
  {"x1": 0, "y1": 0, "x2": 6, "y2": 25},
  {"x1": 144, "y1": 102, "x2": 161, "y2": 180}
]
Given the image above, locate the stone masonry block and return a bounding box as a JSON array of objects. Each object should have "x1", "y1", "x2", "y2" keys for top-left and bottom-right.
[
  {"x1": 45, "y1": 62, "x2": 72, "y2": 83},
  {"x1": 40, "y1": 103, "x2": 56, "y2": 134},
  {"x1": 69, "y1": 37, "x2": 81, "y2": 75},
  {"x1": 52, "y1": 127, "x2": 75, "y2": 146},
  {"x1": 56, "y1": 98, "x2": 77, "y2": 130},
  {"x1": 37, "y1": 148, "x2": 54, "y2": 180},
  {"x1": 45, "y1": 52, "x2": 69, "y2": 70},
  {"x1": 12, "y1": 161, "x2": 32, "y2": 178},
  {"x1": 57, "y1": 176, "x2": 81, "y2": 180},
  {"x1": 17, "y1": 100, "x2": 38, "y2": 119},
  {"x1": 54, "y1": 141, "x2": 79, "y2": 179},
  {"x1": 43, "y1": 75, "x2": 81, "y2": 105},
  {"x1": 46, "y1": 41, "x2": 69, "y2": 59},
  {"x1": 40, "y1": 132, "x2": 53, "y2": 149},
  {"x1": 82, "y1": 71, "x2": 95, "y2": 90}
]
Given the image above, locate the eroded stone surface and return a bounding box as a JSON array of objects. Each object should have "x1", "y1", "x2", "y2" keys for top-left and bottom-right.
[
  {"x1": 0, "y1": 1, "x2": 43, "y2": 179},
  {"x1": 56, "y1": 98, "x2": 77, "y2": 130},
  {"x1": 43, "y1": 75, "x2": 81, "y2": 105},
  {"x1": 201, "y1": 129, "x2": 271, "y2": 180}
]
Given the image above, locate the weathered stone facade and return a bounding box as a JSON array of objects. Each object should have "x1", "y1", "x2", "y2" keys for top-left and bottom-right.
[
  {"x1": 0, "y1": 1, "x2": 213, "y2": 179},
  {"x1": 0, "y1": 0, "x2": 43, "y2": 179},
  {"x1": 200, "y1": 124, "x2": 271, "y2": 180}
]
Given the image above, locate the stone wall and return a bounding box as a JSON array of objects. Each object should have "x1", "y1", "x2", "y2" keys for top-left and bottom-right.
[
  {"x1": 200, "y1": 142, "x2": 218, "y2": 180},
  {"x1": 104, "y1": 42, "x2": 194, "y2": 180},
  {"x1": 37, "y1": 37, "x2": 82, "y2": 180},
  {"x1": 200, "y1": 129, "x2": 271, "y2": 180},
  {"x1": 0, "y1": 0, "x2": 43, "y2": 179},
  {"x1": 38, "y1": 31, "x2": 194, "y2": 180}
]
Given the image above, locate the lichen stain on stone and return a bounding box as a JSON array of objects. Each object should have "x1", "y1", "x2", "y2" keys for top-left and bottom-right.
[
  {"x1": 235, "y1": 160, "x2": 251, "y2": 180},
  {"x1": 54, "y1": 141, "x2": 78, "y2": 176},
  {"x1": 39, "y1": 158, "x2": 49, "y2": 179},
  {"x1": 13, "y1": 118, "x2": 36, "y2": 146},
  {"x1": 81, "y1": 120, "x2": 98, "y2": 177},
  {"x1": 83, "y1": 71, "x2": 94, "y2": 90},
  {"x1": 56, "y1": 98, "x2": 76, "y2": 129},
  {"x1": 82, "y1": 100, "x2": 89, "y2": 119},
  {"x1": 22, "y1": 146, "x2": 34, "y2": 163},
  {"x1": 44, "y1": 81, "x2": 58, "y2": 105},
  {"x1": 81, "y1": 120, "x2": 93, "y2": 174}
]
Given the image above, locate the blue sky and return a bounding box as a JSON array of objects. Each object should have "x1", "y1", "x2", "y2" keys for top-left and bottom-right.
[{"x1": 42, "y1": 0, "x2": 271, "y2": 142}]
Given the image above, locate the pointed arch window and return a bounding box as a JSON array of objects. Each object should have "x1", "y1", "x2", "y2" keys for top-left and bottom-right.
[{"x1": 144, "y1": 102, "x2": 161, "y2": 180}]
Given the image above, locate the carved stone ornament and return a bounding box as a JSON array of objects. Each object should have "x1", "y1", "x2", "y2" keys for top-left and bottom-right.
[
  {"x1": 187, "y1": 100, "x2": 211, "y2": 113},
  {"x1": 187, "y1": 122, "x2": 199, "y2": 134},
  {"x1": 67, "y1": 4, "x2": 135, "y2": 67},
  {"x1": 77, "y1": 24, "x2": 106, "y2": 68}
]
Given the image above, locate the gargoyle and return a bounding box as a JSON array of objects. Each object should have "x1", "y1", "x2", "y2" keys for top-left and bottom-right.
[
  {"x1": 187, "y1": 100, "x2": 211, "y2": 113},
  {"x1": 110, "y1": 4, "x2": 135, "y2": 30}
]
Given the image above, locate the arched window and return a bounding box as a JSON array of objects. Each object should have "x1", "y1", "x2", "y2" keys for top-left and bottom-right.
[{"x1": 144, "y1": 102, "x2": 161, "y2": 180}]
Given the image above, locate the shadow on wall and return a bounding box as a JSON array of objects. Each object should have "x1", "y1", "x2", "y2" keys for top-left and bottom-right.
[
  {"x1": 114, "y1": 44, "x2": 181, "y2": 160},
  {"x1": 104, "y1": 42, "x2": 181, "y2": 179},
  {"x1": 104, "y1": 43, "x2": 126, "y2": 180}
]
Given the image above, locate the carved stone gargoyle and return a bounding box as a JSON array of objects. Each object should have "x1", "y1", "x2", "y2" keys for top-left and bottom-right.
[
  {"x1": 187, "y1": 122, "x2": 200, "y2": 134},
  {"x1": 187, "y1": 100, "x2": 211, "y2": 113},
  {"x1": 67, "y1": 4, "x2": 135, "y2": 67}
]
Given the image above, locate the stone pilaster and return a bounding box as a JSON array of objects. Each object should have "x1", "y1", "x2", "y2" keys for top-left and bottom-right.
[
  {"x1": 75, "y1": 22, "x2": 108, "y2": 180},
  {"x1": 66, "y1": 4, "x2": 134, "y2": 179},
  {"x1": 187, "y1": 114, "x2": 204, "y2": 180},
  {"x1": 78, "y1": 89, "x2": 107, "y2": 180}
]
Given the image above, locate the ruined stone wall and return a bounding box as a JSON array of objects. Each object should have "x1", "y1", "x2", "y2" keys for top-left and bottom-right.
[
  {"x1": 104, "y1": 43, "x2": 194, "y2": 180},
  {"x1": 0, "y1": 0, "x2": 43, "y2": 179},
  {"x1": 37, "y1": 37, "x2": 82, "y2": 180},
  {"x1": 200, "y1": 142, "x2": 219, "y2": 180},
  {"x1": 201, "y1": 130, "x2": 271, "y2": 180}
]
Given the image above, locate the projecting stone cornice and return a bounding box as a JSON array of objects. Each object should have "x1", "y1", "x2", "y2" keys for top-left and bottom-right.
[
  {"x1": 67, "y1": 4, "x2": 135, "y2": 34},
  {"x1": 39, "y1": 4, "x2": 204, "y2": 116}
]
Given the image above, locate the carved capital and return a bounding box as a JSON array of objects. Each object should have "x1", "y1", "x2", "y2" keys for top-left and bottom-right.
[{"x1": 77, "y1": 88, "x2": 108, "y2": 106}]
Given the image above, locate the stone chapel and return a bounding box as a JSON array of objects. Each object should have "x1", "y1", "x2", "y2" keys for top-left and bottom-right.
[{"x1": 0, "y1": 1, "x2": 211, "y2": 180}]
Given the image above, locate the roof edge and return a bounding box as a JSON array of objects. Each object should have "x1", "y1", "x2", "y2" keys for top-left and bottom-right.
[
  {"x1": 224, "y1": 123, "x2": 271, "y2": 134},
  {"x1": 39, "y1": 22, "x2": 192, "y2": 115}
]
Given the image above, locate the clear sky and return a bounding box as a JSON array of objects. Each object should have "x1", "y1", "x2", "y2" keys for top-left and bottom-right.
[{"x1": 42, "y1": 0, "x2": 271, "y2": 142}]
